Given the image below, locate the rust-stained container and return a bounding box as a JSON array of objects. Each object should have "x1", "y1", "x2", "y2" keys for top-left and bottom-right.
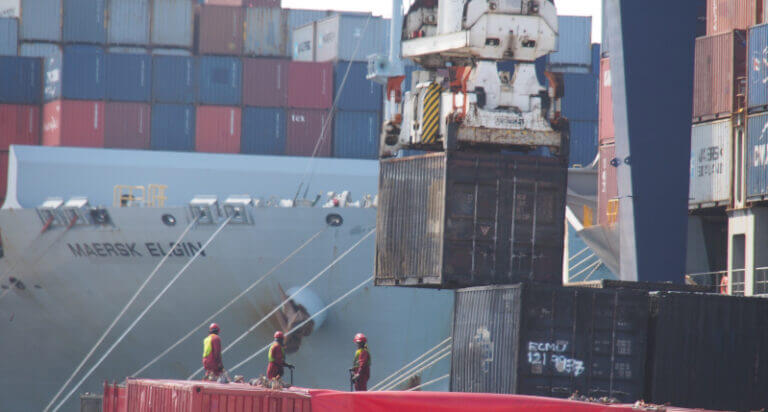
[
  {"x1": 104, "y1": 102, "x2": 150, "y2": 149},
  {"x1": 646, "y1": 292, "x2": 768, "y2": 410},
  {"x1": 195, "y1": 105, "x2": 241, "y2": 153},
  {"x1": 287, "y1": 61, "x2": 333, "y2": 109},
  {"x1": 102, "y1": 380, "x2": 311, "y2": 412},
  {"x1": 375, "y1": 152, "x2": 567, "y2": 288},
  {"x1": 286, "y1": 108, "x2": 332, "y2": 156},
  {"x1": 242, "y1": 57, "x2": 288, "y2": 107},
  {"x1": 42, "y1": 100, "x2": 104, "y2": 147},
  {"x1": 243, "y1": 6, "x2": 287, "y2": 57},
  {"x1": 689, "y1": 119, "x2": 732, "y2": 208},
  {"x1": 197, "y1": 5, "x2": 244, "y2": 56},
  {"x1": 451, "y1": 284, "x2": 648, "y2": 401},
  {"x1": 598, "y1": 58, "x2": 614, "y2": 144},
  {"x1": 706, "y1": 0, "x2": 760, "y2": 35},
  {"x1": 692, "y1": 30, "x2": 747, "y2": 121},
  {"x1": 0, "y1": 104, "x2": 39, "y2": 150},
  {"x1": 597, "y1": 144, "x2": 617, "y2": 226}
]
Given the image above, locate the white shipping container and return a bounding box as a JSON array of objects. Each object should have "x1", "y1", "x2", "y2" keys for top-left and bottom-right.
[
  {"x1": 689, "y1": 119, "x2": 732, "y2": 207},
  {"x1": 0, "y1": 0, "x2": 19, "y2": 17},
  {"x1": 292, "y1": 22, "x2": 315, "y2": 61},
  {"x1": 314, "y1": 14, "x2": 389, "y2": 62}
]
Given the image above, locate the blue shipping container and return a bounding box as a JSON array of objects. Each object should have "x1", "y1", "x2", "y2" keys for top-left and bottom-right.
[
  {"x1": 549, "y1": 16, "x2": 592, "y2": 70},
  {"x1": 108, "y1": 0, "x2": 150, "y2": 46},
  {"x1": 747, "y1": 113, "x2": 768, "y2": 198},
  {"x1": 0, "y1": 17, "x2": 18, "y2": 55},
  {"x1": 62, "y1": 0, "x2": 106, "y2": 44},
  {"x1": 562, "y1": 73, "x2": 598, "y2": 121},
  {"x1": 334, "y1": 61, "x2": 382, "y2": 111},
  {"x1": 333, "y1": 110, "x2": 379, "y2": 159},
  {"x1": 0, "y1": 56, "x2": 42, "y2": 104},
  {"x1": 748, "y1": 24, "x2": 768, "y2": 110},
  {"x1": 591, "y1": 43, "x2": 601, "y2": 76},
  {"x1": 151, "y1": 104, "x2": 195, "y2": 151},
  {"x1": 60, "y1": 45, "x2": 106, "y2": 100},
  {"x1": 242, "y1": 107, "x2": 286, "y2": 155},
  {"x1": 20, "y1": 0, "x2": 61, "y2": 42},
  {"x1": 568, "y1": 120, "x2": 598, "y2": 167},
  {"x1": 19, "y1": 42, "x2": 61, "y2": 100},
  {"x1": 198, "y1": 56, "x2": 241, "y2": 105},
  {"x1": 151, "y1": 0, "x2": 193, "y2": 48},
  {"x1": 106, "y1": 52, "x2": 151, "y2": 102},
  {"x1": 152, "y1": 55, "x2": 196, "y2": 103}
]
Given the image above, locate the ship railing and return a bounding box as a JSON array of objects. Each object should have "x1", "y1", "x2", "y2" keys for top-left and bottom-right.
[
  {"x1": 753, "y1": 266, "x2": 768, "y2": 295},
  {"x1": 685, "y1": 269, "x2": 744, "y2": 296},
  {"x1": 113, "y1": 184, "x2": 167, "y2": 208}
]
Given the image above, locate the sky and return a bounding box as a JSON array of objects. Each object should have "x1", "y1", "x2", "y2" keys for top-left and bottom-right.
[{"x1": 282, "y1": 0, "x2": 603, "y2": 42}]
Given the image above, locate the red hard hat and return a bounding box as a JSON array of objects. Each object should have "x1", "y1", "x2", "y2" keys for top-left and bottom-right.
[
  {"x1": 209, "y1": 323, "x2": 220, "y2": 333},
  {"x1": 274, "y1": 331, "x2": 284, "y2": 339},
  {"x1": 353, "y1": 333, "x2": 367, "y2": 343}
]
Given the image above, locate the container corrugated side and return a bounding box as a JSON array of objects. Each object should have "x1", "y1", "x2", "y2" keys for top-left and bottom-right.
[
  {"x1": 197, "y1": 5, "x2": 243, "y2": 56},
  {"x1": 646, "y1": 292, "x2": 768, "y2": 410},
  {"x1": 107, "y1": 0, "x2": 149, "y2": 46},
  {"x1": 746, "y1": 112, "x2": 768, "y2": 199},
  {"x1": 0, "y1": 104, "x2": 39, "y2": 149},
  {"x1": 689, "y1": 119, "x2": 732, "y2": 207},
  {"x1": 707, "y1": 0, "x2": 759, "y2": 35},
  {"x1": 568, "y1": 120, "x2": 597, "y2": 167},
  {"x1": 562, "y1": 73, "x2": 598, "y2": 121},
  {"x1": 195, "y1": 106, "x2": 241, "y2": 153},
  {"x1": 334, "y1": 61, "x2": 382, "y2": 112},
  {"x1": 106, "y1": 52, "x2": 151, "y2": 102},
  {"x1": 0, "y1": 56, "x2": 41, "y2": 104},
  {"x1": 332, "y1": 110, "x2": 379, "y2": 159},
  {"x1": 451, "y1": 284, "x2": 648, "y2": 402},
  {"x1": 241, "y1": 107, "x2": 285, "y2": 155},
  {"x1": 314, "y1": 14, "x2": 388, "y2": 62},
  {"x1": 20, "y1": 0, "x2": 61, "y2": 42},
  {"x1": 287, "y1": 61, "x2": 332, "y2": 109},
  {"x1": 0, "y1": 17, "x2": 18, "y2": 55},
  {"x1": 748, "y1": 23, "x2": 768, "y2": 110},
  {"x1": 104, "y1": 102, "x2": 150, "y2": 149},
  {"x1": 62, "y1": 0, "x2": 106, "y2": 44},
  {"x1": 60, "y1": 45, "x2": 106, "y2": 101},
  {"x1": 0, "y1": 151, "x2": 7, "y2": 201},
  {"x1": 151, "y1": 0, "x2": 193, "y2": 48},
  {"x1": 244, "y1": 7, "x2": 286, "y2": 57},
  {"x1": 42, "y1": 100, "x2": 105, "y2": 147},
  {"x1": 286, "y1": 9, "x2": 329, "y2": 56},
  {"x1": 291, "y1": 22, "x2": 315, "y2": 61},
  {"x1": 286, "y1": 108, "x2": 332, "y2": 156},
  {"x1": 150, "y1": 103, "x2": 195, "y2": 151},
  {"x1": 244, "y1": 0, "x2": 280, "y2": 7},
  {"x1": 152, "y1": 55, "x2": 196, "y2": 104},
  {"x1": 19, "y1": 42, "x2": 61, "y2": 101},
  {"x1": 0, "y1": 0, "x2": 19, "y2": 17},
  {"x1": 597, "y1": 143, "x2": 617, "y2": 225},
  {"x1": 242, "y1": 58, "x2": 288, "y2": 107},
  {"x1": 692, "y1": 31, "x2": 746, "y2": 120},
  {"x1": 198, "y1": 56, "x2": 242, "y2": 105},
  {"x1": 151, "y1": 48, "x2": 192, "y2": 56},
  {"x1": 598, "y1": 58, "x2": 614, "y2": 143},
  {"x1": 548, "y1": 16, "x2": 592, "y2": 69}
]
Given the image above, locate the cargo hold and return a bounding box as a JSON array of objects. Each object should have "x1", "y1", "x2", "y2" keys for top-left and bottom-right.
[
  {"x1": 689, "y1": 119, "x2": 732, "y2": 208},
  {"x1": 451, "y1": 284, "x2": 648, "y2": 402},
  {"x1": 375, "y1": 152, "x2": 567, "y2": 288}
]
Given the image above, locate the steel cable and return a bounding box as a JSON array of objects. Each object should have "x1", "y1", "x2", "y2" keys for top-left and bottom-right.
[
  {"x1": 52, "y1": 216, "x2": 232, "y2": 411},
  {"x1": 186, "y1": 228, "x2": 375, "y2": 379},
  {"x1": 378, "y1": 350, "x2": 452, "y2": 392},
  {"x1": 405, "y1": 374, "x2": 449, "y2": 391},
  {"x1": 43, "y1": 215, "x2": 200, "y2": 411},
  {"x1": 131, "y1": 228, "x2": 326, "y2": 377},
  {"x1": 369, "y1": 337, "x2": 452, "y2": 391}
]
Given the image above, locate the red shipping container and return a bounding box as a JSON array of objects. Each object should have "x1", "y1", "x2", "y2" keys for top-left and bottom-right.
[
  {"x1": 42, "y1": 100, "x2": 105, "y2": 148},
  {"x1": 0, "y1": 104, "x2": 40, "y2": 150},
  {"x1": 693, "y1": 31, "x2": 747, "y2": 120},
  {"x1": 243, "y1": 58, "x2": 289, "y2": 107},
  {"x1": 197, "y1": 5, "x2": 244, "y2": 55},
  {"x1": 196, "y1": 106, "x2": 241, "y2": 153},
  {"x1": 286, "y1": 109, "x2": 332, "y2": 156},
  {"x1": 597, "y1": 144, "x2": 618, "y2": 226},
  {"x1": 103, "y1": 379, "x2": 311, "y2": 412},
  {"x1": 707, "y1": 0, "x2": 760, "y2": 35},
  {"x1": 598, "y1": 58, "x2": 614, "y2": 144},
  {"x1": 287, "y1": 62, "x2": 333, "y2": 109},
  {"x1": 104, "y1": 103, "x2": 151, "y2": 149}
]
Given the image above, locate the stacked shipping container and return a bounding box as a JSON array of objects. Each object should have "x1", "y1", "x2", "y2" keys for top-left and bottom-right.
[{"x1": 597, "y1": 57, "x2": 617, "y2": 225}]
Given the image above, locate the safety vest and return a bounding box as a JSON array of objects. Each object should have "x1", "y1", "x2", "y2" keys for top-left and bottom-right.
[
  {"x1": 354, "y1": 347, "x2": 371, "y2": 368},
  {"x1": 203, "y1": 334, "x2": 214, "y2": 359},
  {"x1": 720, "y1": 275, "x2": 729, "y2": 295},
  {"x1": 268, "y1": 342, "x2": 285, "y2": 363}
]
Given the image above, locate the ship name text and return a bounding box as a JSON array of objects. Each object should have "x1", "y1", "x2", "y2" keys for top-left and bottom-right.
[{"x1": 66, "y1": 242, "x2": 208, "y2": 258}]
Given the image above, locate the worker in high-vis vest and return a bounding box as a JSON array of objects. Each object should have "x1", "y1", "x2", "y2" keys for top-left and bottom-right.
[
  {"x1": 202, "y1": 323, "x2": 224, "y2": 380},
  {"x1": 267, "y1": 331, "x2": 293, "y2": 379},
  {"x1": 351, "y1": 333, "x2": 371, "y2": 391}
]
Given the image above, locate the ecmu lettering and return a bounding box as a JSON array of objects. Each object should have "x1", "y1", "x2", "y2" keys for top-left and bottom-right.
[{"x1": 67, "y1": 242, "x2": 207, "y2": 258}]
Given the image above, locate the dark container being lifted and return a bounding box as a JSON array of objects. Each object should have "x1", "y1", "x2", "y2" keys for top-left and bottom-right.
[
  {"x1": 645, "y1": 292, "x2": 768, "y2": 411},
  {"x1": 567, "y1": 279, "x2": 714, "y2": 293},
  {"x1": 375, "y1": 151, "x2": 567, "y2": 288},
  {"x1": 450, "y1": 283, "x2": 648, "y2": 402}
]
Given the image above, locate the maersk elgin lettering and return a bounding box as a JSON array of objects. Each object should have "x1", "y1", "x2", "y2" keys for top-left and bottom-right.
[{"x1": 67, "y1": 242, "x2": 208, "y2": 258}]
